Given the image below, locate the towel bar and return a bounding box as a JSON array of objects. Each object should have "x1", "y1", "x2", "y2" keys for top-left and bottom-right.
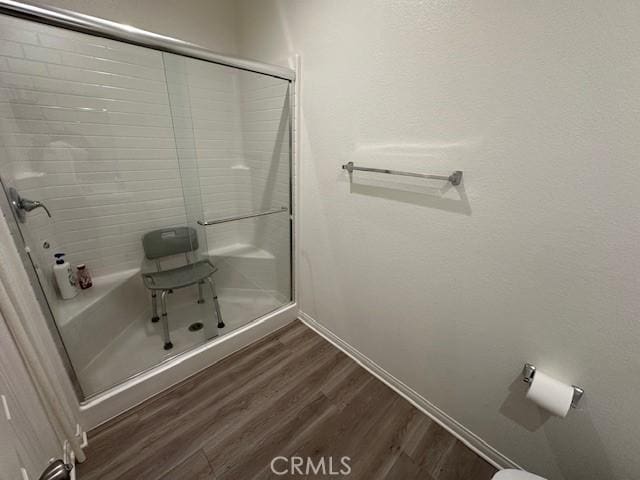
[{"x1": 342, "y1": 161, "x2": 463, "y2": 186}]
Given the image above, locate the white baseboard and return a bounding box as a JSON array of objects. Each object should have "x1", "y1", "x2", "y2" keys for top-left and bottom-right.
[{"x1": 298, "y1": 310, "x2": 520, "y2": 471}]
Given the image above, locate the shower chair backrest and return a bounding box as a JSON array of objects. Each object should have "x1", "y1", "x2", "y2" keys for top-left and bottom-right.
[{"x1": 142, "y1": 226, "x2": 199, "y2": 260}]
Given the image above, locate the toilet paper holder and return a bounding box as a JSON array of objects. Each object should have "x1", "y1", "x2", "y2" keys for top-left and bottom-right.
[{"x1": 522, "y1": 363, "x2": 584, "y2": 408}]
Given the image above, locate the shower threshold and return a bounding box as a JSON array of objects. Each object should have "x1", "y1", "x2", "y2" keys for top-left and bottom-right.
[{"x1": 79, "y1": 301, "x2": 297, "y2": 429}]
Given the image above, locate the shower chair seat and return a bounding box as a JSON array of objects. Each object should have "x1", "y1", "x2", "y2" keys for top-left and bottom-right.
[
  {"x1": 142, "y1": 261, "x2": 217, "y2": 291},
  {"x1": 141, "y1": 227, "x2": 224, "y2": 351}
]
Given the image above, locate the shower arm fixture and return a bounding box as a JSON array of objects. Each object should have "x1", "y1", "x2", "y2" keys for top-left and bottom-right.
[{"x1": 342, "y1": 162, "x2": 463, "y2": 186}]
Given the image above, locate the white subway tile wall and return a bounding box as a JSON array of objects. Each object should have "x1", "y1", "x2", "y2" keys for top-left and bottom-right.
[
  {"x1": 0, "y1": 14, "x2": 291, "y2": 304},
  {"x1": 0, "y1": 15, "x2": 184, "y2": 286}
]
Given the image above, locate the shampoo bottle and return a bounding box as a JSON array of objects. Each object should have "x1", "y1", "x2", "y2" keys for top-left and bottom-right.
[{"x1": 53, "y1": 253, "x2": 78, "y2": 300}]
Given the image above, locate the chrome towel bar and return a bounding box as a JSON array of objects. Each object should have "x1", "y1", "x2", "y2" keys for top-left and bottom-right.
[
  {"x1": 342, "y1": 161, "x2": 463, "y2": 186},
  {"x1": 198, "y1": 207, "x2": 288, "y2": 226}
]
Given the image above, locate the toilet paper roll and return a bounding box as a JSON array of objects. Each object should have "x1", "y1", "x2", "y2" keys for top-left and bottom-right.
[{"x1": 525, "y1": 370, "x2": 574, "y2": 417}]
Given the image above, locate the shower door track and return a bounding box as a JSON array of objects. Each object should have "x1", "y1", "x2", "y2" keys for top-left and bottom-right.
[{"x1": 0, "y1": 0, "x2": 295, "y2": 81}]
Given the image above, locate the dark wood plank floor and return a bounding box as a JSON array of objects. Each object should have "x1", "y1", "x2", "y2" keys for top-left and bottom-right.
[{"x1": 79, "y1": 320, "x2": 497, "y2": 480}]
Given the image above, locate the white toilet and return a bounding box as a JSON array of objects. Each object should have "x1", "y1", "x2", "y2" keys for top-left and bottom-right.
[{"x1": 492, "y1": 469, "x2": 547, "y2": 480}]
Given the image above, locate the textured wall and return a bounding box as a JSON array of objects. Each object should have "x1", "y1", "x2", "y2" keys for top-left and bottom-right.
[{"x1": 236, "y1": 1, "x2": 640, "y2": 479}]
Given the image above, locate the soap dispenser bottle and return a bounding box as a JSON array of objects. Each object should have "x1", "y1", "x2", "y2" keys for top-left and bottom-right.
[{"x1": 53, "y1": 253, "x2": 78, "y2": 299}]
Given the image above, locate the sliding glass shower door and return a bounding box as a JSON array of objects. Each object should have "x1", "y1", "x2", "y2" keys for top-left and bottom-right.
[
  {"x1": 162, "y1": 51, "x2": 292, "y2": 332},
  {"x1": 0, "y1": 12, "x2": 292, "y2": 399}
]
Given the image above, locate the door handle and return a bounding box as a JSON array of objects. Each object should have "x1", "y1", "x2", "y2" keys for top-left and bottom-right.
[
  {"x1": 38, "y1": 459, "x2": 73, "y2": 480},
  {"x1": 8, "y1": 187, "x2": 51, "y2": 223}
]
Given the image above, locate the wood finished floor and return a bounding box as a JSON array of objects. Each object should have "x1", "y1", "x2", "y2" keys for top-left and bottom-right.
[{"x1": 79, "y1": 320, "x2": 497, "y2": 480}]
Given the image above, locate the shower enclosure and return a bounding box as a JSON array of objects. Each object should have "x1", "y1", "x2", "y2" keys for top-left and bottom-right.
[{"x1": 0, "y1": 4, "x2": 294, "y2": 401}]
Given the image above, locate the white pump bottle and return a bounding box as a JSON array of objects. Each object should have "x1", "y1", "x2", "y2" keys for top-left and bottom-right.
[{"x1": 53, "y1": 253, "x2": 78, "y2": 300}]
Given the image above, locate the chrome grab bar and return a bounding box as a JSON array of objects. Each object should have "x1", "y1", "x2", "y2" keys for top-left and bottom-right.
[
  {"x1": 342, "y1": 161, "x2": 463, "y2": 186},
  {"x1": 198, "y1": 207, "x2": 288, "y2": 226}
]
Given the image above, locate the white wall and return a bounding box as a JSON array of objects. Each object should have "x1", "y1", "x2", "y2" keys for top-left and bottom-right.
[{"x1": 237, "y1": 2, "x2": 640, "y2": 479}]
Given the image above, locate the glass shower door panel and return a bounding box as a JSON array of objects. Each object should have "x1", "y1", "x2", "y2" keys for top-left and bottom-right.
[
  {"x1": 0, "y1": 14, "x2": 199, "y2": 397},
  {"x1": 162, "y1": 53, "x2": 292, "y2": 334}
]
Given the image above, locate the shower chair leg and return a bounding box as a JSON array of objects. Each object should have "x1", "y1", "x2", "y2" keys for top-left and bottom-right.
[
  {"x1": 197, "y1": 281, "x2": 205, "y2": 304},
  {"x1": 160, "y1": 290, "x2": 173, "y2": 350},
  {"x1": 151, "y1": 292, "x2": 159, "y2": 323},
  {"x1": 205, "y1": 277, "x2": 224, "y2": 328}
]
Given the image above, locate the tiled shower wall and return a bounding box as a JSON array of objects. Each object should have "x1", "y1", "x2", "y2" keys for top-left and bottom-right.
[
  {"x1": 0, "y1": 14, "x2": 291, "y2": 300},
  {"x1": 0, "y1": 15, "x2": 186, "y2": 281}
]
